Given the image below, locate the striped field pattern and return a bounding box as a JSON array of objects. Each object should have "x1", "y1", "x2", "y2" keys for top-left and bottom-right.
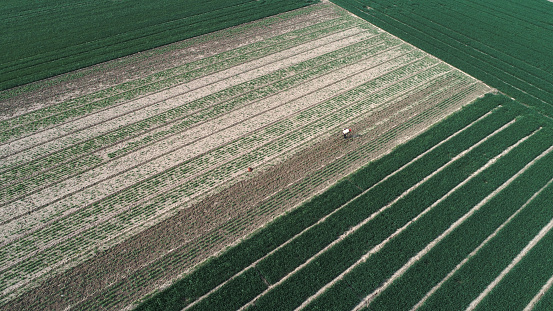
[{"x1": 0, "y1": 3, "x2": 493, "y2": 310}]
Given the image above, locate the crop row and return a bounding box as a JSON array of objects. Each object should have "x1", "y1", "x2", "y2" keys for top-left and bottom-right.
[{"x1": 0, "y1": 54, "x2": 445, "y2": 293}]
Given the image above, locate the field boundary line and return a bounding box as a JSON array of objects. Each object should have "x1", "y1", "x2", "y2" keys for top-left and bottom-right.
[
  {"x1": 241, "y1": 118, "x2": 518, "y2": 311},
  {"x1": 466, "y1": 165, "x2": 553, "y2": 310},
  {"x1": 148, "y1": 97, "x2": 501, "y2": 311},
  {"x1": 353, "y1": 135, "x2": 553, "y2": 311},
  {"x1": 412, "y1": 175, "x2": 553, "y2": 310}
]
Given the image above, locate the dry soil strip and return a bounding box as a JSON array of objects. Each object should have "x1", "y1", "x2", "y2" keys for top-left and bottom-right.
[
  {"x1": 0, "y1": 29, "x2": 384, "y2": 172},
  {"x1": 0, "y1": 48, "x2": 425, "y2": 240},
  {"x1": 411, "y1": 176, "x2": 553, "y2": 310},
  {"x1": 524, "y1": 273, "x2": 553, "y2": 311},
  {"x1": 182, "y1": 107, "x2": 498, "y2": 310},
  {"x1": 240, "y1": 119, "x2": 518, "y2": 311},
  {"x1": 353, "y1": 140, "x2": 553, "y2": 311}
]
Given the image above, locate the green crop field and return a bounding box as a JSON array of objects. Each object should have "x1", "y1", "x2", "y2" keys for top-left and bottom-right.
[
  {"x1": 329, "y1": 0, "x2": 553, "y2": 118},
  {"x1": 136, "y1": 93, "x2": 553, "y2": 310},
  {"x1": 0, "y1": 0, "x2": 315, "y2": 91},
  {"x1": 3, "y1": 0, "x2": 553, "y2": 310}
]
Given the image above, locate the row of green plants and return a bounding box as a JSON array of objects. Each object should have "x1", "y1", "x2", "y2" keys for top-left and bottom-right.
[
  {"x1": 0, "y1": 54, "x2": 444, "y2": 292},
  {"x1": 0, "y1": 17, "x2": 359, "y2": 142},
  {"x1": 132, "y1": 94, "x2": 506, "y2": 310},
  {"x1": 0, "y1": 30, "x2": 396, "y2": 201},
  {"x1": 330, "y1": 0, "x2": 553, "y2": 117},
  {"x1": 416, "y1": 140, "x2": 553, "y2": 310},
  {"x1": 0, "y1": 0, "x2": 319, "y2": 91}
]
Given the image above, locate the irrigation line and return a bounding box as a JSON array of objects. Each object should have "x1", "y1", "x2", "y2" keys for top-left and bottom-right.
[
  {"x1": 183, "y1": 104, "x2": 500, "y2": 311},
  {"x1": 354, "y1": 132, "x2": 552, "y2": 311},
  {"x1": 412, "y1": 174, "x2": 553, "y2": 310},
  {"x1": 524, "y1": 273, "x2": 553, "y2": 311}
]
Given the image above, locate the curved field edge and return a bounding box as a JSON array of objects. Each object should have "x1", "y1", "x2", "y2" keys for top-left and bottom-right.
[
  {"x1": 0, "y1": 0, "x2": 318, "y2": 93},
  {"x1": 131, "y1": 93, "x2": 533, "y2": 311}
]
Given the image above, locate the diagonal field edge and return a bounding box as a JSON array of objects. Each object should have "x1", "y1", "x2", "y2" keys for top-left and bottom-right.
[{"x1": 412, "y1": 175, "x2": 553, "y2": 310}]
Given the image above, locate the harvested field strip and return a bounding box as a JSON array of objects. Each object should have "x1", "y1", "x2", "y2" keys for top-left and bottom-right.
[
  {"x1": 133, "y1": 95, "x2": 504, "y2": 311},
  {"x1": 0, "y1": 56, "x2": 447, "y2": 281},
  {"x1": 0, "y1": 32, "x2": 401, "y2": 183},
  {"x1": 0, "y1": 57, "x2": 455, "y2": 295},
  {"x1": 0, "y1": 17, "x2": 365, "y2": 143},
  {"x1": 0, "y1": 51, "x2": 435, "y2": 235}
]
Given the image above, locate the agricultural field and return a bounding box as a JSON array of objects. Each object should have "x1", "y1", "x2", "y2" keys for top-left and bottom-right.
[
  {"x1": 330, "y1": 0, "x2": 553, "y2": 118},
  {"x1": 0, "y1": 0, "x2": 316, "y2": 91},
  {"x1": 136, "y1": 94, "x2": 553, "y2": 311},
  {"x1": 0, "y1": 3, "x2": 492, "y2": 310}
]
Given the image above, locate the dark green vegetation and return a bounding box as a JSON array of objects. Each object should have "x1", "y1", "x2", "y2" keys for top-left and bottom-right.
[
  {"x1": 135, "y1": 93, "x2": 553, "y2": 310},
  {"x1": 0, "y1": 0, "x2": 316, "y2": 91},
  {"x1": 330, "y1": 0, "x2": 553, "y2": 118}
]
